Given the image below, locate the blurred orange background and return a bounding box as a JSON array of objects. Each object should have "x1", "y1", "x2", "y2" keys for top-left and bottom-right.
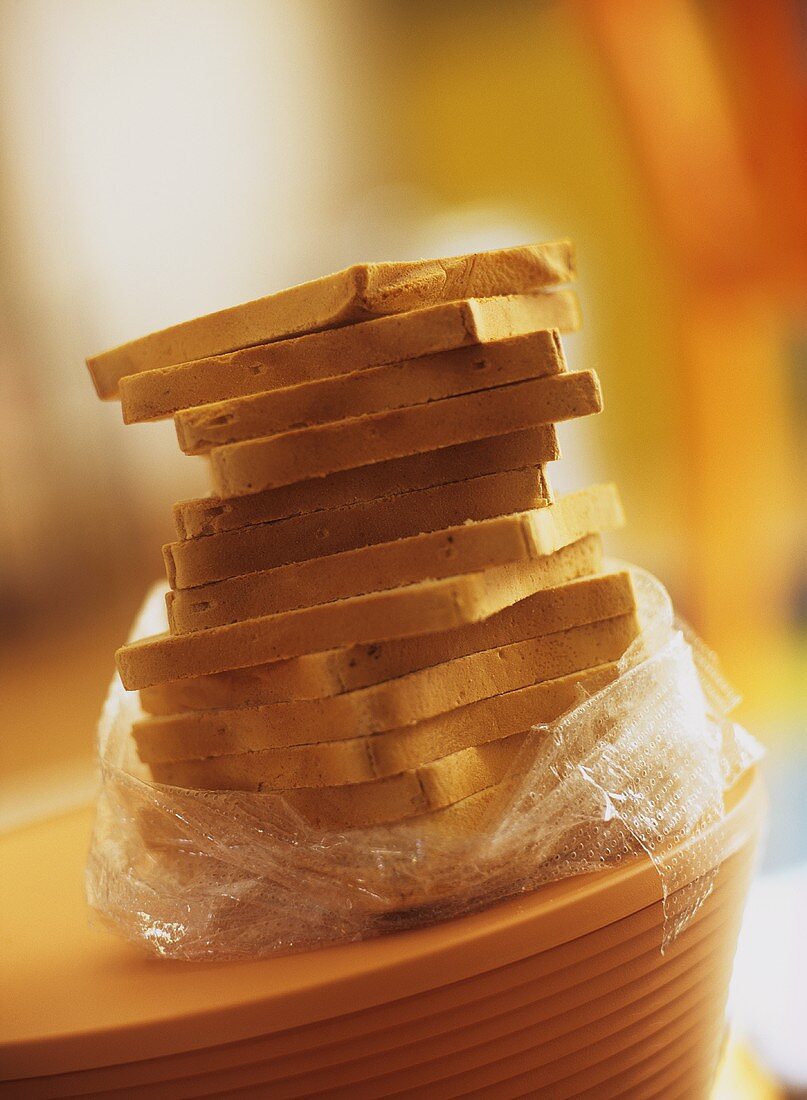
[{"x1": 0, "y1": 1, "x2": 803, "y2": 850}]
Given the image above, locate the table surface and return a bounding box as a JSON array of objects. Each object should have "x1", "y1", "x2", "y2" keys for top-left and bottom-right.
[{"x1": 1, "y1": 799, "x2": 678, "y2": 1077}]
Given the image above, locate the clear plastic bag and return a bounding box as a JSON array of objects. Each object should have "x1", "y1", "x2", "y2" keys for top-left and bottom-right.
[{"x1": 86, "y1": 566, "x2": 762, "y2": 959}]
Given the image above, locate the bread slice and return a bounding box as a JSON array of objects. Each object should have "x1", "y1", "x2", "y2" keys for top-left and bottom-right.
[
  {"x1": 145, "y1": 663, "x2": 618, "y2": 793},
  {"x1": 117, "y1": 486, "x2": 622, "y2": 690},
  {"x1": 118, "y1": 290, "x2": 581, "y2": 421},
  {"x1": 167, "y1": 732, "x2": 532, "y2": 827},
  {"x1": 147, "y1": 660, "x2": 620, "y2": 827},
  {"x1": 136, "y1": 615, "x2": 637, "y2": 763},
  {"x1": 173, "y1": 430, "x2": 553, "y2": 539},
  {"x1": 173, "y1": 329, "x2": 565, "y2": 455},
  {"x1": 164, "y1": 459, "x2": 556, "y2": 589},
  {"x1": 166, "y1": 508, "x2": 562, "y2": 633},
  {"x1": 117, "y1": 567, "x2": 548, "y2": 690},
  {"x1": 392, "y1": 782, "x2": 504, "y2": 842},
  {"x1": 211, "y1": 371, "x2": 600, "y2": 497},
  {"x1": 360, "y1": 662, "x2": 620, "y2": 778},
  {"x1": 148, "y1": 661, "x2": 617, "y2": 793},
  {"x1": 147, "y1": 729, "x2": 529, "y2": 820},
  {"x1": 139, "y1": 549, "x2": 625, "y2": 715},
  {"x1": 87, "y1": 241, "x2": 575, "y2": 398}
]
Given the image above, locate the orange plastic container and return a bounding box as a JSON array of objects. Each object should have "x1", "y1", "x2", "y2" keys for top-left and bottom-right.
[{"x1": 0, "y1": 769, "x2": 763, "y2": 1098}]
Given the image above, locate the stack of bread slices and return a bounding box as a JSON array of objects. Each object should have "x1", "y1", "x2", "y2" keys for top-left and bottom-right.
[{"x1": 87, "y1": 241, "x2": 639, "y2": 833}]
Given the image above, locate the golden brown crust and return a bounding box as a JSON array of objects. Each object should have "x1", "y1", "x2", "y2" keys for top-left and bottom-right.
[
  {"x1": 151, "y1": 731, "x2": 530, "y2": 828},
  {"x1": 145, "y1": 660, "x2": 615, "y2": 827}
]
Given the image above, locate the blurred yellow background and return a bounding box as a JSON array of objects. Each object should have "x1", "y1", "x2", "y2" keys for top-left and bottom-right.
[
  {"x1": 0, "y1": 1, "x2": 803, "y2": 866},
  {"x1": 0, "y1": 1, "x2": 804, "y2": 1092}
]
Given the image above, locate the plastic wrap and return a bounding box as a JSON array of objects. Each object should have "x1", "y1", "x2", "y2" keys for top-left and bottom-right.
[{"x1": 86, "y1": 566, "x2": 762, "y2": 959}]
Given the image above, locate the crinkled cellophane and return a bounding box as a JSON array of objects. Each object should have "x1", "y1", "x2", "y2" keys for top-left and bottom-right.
[{"x1": 85, "y1": 565, "x2": 762, "y2": 960}]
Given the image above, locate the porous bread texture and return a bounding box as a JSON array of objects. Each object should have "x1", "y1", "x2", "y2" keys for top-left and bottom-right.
[
  {"x1": 166, "y1": 508, "x2": 559, "y2": 633},
  {"x1": 118, "y1": 568, "x2": 538, "y2": 689},
  {"x1": 85, "y1": 239, "x2": 646, "y2": 842}
]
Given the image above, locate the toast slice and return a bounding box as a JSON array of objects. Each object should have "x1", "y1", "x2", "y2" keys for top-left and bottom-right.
[
  {"x1": 194, "y1": 732, "x2": 531, "y2": 827},
  {"x1": 147, "y1": 660, "x2": 620, "y2": 827},
  {"x1": 118, "y1": 567, "x2": 548, "y2": 690},
  {"x1": 391, "y1": 782, "x2": 505, "y2": 842},
  {"x1": 166, "y1": 508, "x2": 562, "y2": 633},
  {"x1": 136, "y1": 615, "x2": 638, "y2": 763},
  {"x1": 353, "y1": 662, "x2": 620, "y2": 779},
  {"x1": 173, "y1": 329, "x2": 565, "y2": 454},
  {"x1": 88, "y1": 240, "x2": 575, "y2": 398},
  {"x1": 164, "y1": 459, "x2": 556, "y2": 589},
  {"x1": 139, "y1": 550, "x2": 625, "y2": 715},
  {"x1": 117, "y1": 487, "x2": 622, "y2": 690},
  {"x1": 150, "y1": 730, "x2": 530, "y2": 827},
  {"x1": 173, "y1": 430, "x2": 554, "y2": 539},
  {"x1": 118, "y1": 291, "x2": 580, "y2": 421},
  {"x1": 211, "y1": 370, "x2": 600, "y2": 497},
  {"x1": 145, "y1": 663, "x2": 618, "y2": 792}
]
